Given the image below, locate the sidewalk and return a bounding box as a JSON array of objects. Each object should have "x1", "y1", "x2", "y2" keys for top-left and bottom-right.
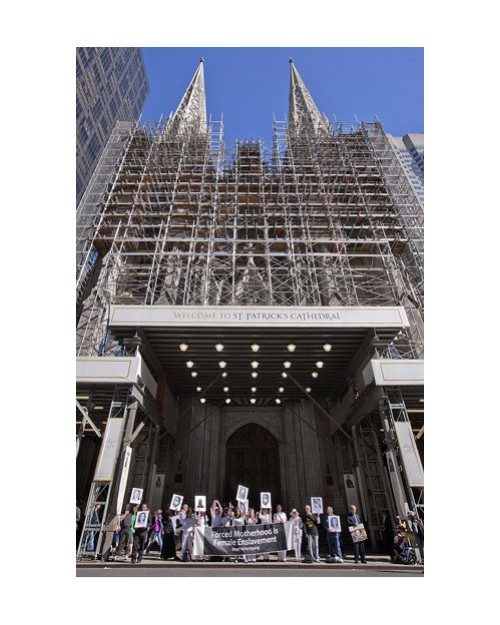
[{"x1": 77, "y1": 553, "x2": 423, "y2": 573}]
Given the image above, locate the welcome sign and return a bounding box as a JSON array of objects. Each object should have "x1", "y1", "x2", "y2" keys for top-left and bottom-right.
[{"x1": 110, "y1": 305, "x2": 409, "y2": 329}]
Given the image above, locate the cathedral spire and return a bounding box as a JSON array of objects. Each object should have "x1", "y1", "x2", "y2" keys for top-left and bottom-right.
[
  {"x1": 171, "y1": 58, "x2": 207, "y2": 135},
  {"x1": 288, "y1": 59, "x2": 328, "y2": 134}
]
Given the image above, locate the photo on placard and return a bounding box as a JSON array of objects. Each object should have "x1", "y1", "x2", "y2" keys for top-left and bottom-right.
[
  {"x1": 236, "y1": 484, "x2": 248, "y2": 503},
  {"x1": 170, "y1": 493, "x2": 184, "y2": 511},
  {"x1": 195, "y1": 495, "x2": 206, "y2": 511},
  {"x1": 260, "y1": 492, "x2": 272, "y2": 509},
  {"x1": 134, "y1": 510, "x2": 149, "y2": 528},
  {"x1": 329, "y1": 514, "x2": 341, "y2": 532},
  {"x1": 130, "y1": 488, "x2": 143, "y2": 504},
  {"x1": 311, "y1": 497, "x2": 323, "y2": 514},
  {"x1": 349, "y1": 523, "x2": 368, "y2": 543}
]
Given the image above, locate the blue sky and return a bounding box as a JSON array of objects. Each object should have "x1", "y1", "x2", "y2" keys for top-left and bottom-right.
[{"x1": 142, "y1": 47, "x2": 423, "y2": 143}]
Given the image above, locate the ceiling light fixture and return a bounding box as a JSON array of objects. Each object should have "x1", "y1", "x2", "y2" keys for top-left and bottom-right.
[
  {"x1": 76, "y1": 395, "x2": 89, "y2": 400},
  {"x1": 311, "y1": 371, "x2": 319, "y2": 378},
  {"x1": 281, "y1": 372, "x2": 288, "y2": 378},
  {"x1": 200, "y1": 398, "x2": 206, "y2": 404},
  {"x1": 223, "y1": 387, "x2": 229, "y2": 392},
  {"x1": 218, "y1": 361, "x2": 227, "y2": 369},
  {"x1": 251, "y1": 372, "x2": 258, "y2": 378},
  {"x1": 251, "y1": 361, "x2": 259, "y2": 369},
  {"x1": 283, "y1": 361, "x2": 291, "y2": 369},
  {"x1": 196, "y1": 386, "x2": 202, "y2": 392},
  {"x1": 316, "y1": 361, "x2": 324, "y2": 368},
  {"x1": 191, "y1": 371, "x2": 198, "y2": 378},
  {"x1": 179, "y1": 343, "x2": 189, "y2": 352},
  {"x1": 225, "y1": 398, "x2": 231, "y2": 404},
  {"x1": 275, "y1": 398, "x2": 281, "y2": 404},
  {"x1": 186, "y1": 361, "x2": 194, "y2": 368},
  {"x1": 215, "y1": 343, "x2": 224, "y2": 352},
  {"x1": 222, "y1": 372, "x2": 228, "y2": 378},
  {"x1": 251, "y1": 387, "x2": 257, "y2": 393},
  {"x1": 305, "y1": 387, "x2": 312, "y2": 393},
  {"x1": 323, "y1": 343, "x2": 332, "y2": 352},
  {"x1": 287, "y1": 344, "x2": 296, "y2": 352},
  {"x1": 278, "y1": 387, "x2": 284, "y2": 393},
  {"x1": 250, "y1": 398, "x2": 256, "y2": 404},
  {"x1": 251, "y1": 344, "x2": 260, "y2": 352}
]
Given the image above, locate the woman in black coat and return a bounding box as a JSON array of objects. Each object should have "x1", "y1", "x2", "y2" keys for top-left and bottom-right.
[{"x1": 161, "y1": 510, "x2": 178, "y2": 560}]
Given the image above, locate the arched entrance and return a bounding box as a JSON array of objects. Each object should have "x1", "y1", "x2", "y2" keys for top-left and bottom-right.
[{"x1": 225, "y1": 423, "x2": 282, "y2": 509}]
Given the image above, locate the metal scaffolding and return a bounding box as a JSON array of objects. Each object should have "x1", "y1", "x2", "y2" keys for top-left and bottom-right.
[{"x1": 76, "y1": 116, "x2": 423, "y2": 360}]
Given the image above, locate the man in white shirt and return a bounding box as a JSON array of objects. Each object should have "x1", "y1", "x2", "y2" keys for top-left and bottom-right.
[{"x1": 273, "y1": 504, "x2": 288, "y2": 562}]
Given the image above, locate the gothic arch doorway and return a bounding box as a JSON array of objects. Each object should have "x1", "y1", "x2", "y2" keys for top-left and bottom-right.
[{"x1": 225, "y1": 423, "x2": 282, "y2": 509}]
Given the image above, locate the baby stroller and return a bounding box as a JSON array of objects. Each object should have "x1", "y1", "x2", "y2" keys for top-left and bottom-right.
[{"x1": 391, "y1": 530, "x2": 417, "y2": 565}]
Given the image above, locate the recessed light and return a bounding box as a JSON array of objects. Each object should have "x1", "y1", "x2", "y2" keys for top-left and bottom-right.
[
  {"x1": 200, "y1": 397, "x2": 206, "y2": 404},
  {"x1": 278, "y1": 387, "x2": 284, "y2": 393},
  {"x1": 223, "y1": 387, "x2": 229, "y2": 392},
  {"x1": 180, "y1": 343, "x2": 189, "y2": 352},
  {"x1": 215, "y1": 343, "x2": 224, "y2": 352},
  {"x1": 250, "y1": 398, "x2": 256, "y2": 404},
  {"x1": 76, "y1": 395, "x2": 89, "y2": 400},
  {"x1": 316, "y1": 361, "x2": 324, "y2": 368},
  {"x1": 221, "y1": 372, "x2": 228, "y2": 378},
  {"x1": 196, "y1": 386, "x2": 202, "y2": 392},
  {"x1": 251, "y1": 344, "x2": 260, "y2": 352},
  {"x1": 311, "y1": 371, "x2": 319, "y2": 378},
  {"x1": 305, "y1": 387, "x2": 312, "y2": 393},
  {"x1": 251, "y1": 387, "x2": 257, "y2": 393},
  {"x1": 281, "y1": 372, "x2": 288, "y2": 378},
  {"x1": 251, "y1": 361, "x2": 259, "y2": 369},
  {"x1": 225, "y1": 398, "x2": 231, "y2": 404},
  {"x1": 186, "y1": 361, "x2": 194, "y2": 368},
  {"x1": 283, "y1": 361, "x2": 291, "y2": 369},
  {"x1": 94, "y1": 406, "x2": 104, "y2": 410},
  {"x1": 323, "y1": 343, "x2": 332, "y2": 352},
  {"x1": 419, "y1": 398, "x2": 424, "y2": 403},
  {"x1": 251, "y1": 372, "x2": 258, "y2": 378},
  {"x1": 218, "y1": 361, "x2": 227, "y2": 369},
  {"x1": 191, "y1": 371, "x2": 198, "y2": 378},
  {"x1": 275, "y1": 398, "x2": 281, "y2": 404},
  {"x1": 287, "y1": 344, "x2": 296, "y2": 352}
]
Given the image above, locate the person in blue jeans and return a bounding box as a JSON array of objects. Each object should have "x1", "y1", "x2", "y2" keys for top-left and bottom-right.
[
  {"x1": 325, "y1": 506, "x2": 343, "y2": 562},
  {"x1": 302, "y1": 504, "x2": 321, "y2": 562},
  {"x1": 145, "y1": 510, "x2": 163, "y2": 555}
]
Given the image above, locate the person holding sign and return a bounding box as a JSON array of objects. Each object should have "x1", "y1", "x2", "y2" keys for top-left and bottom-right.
[
  {"x1": 290, "y1": 509, "x2": 304, "y2": 562},
  {"x1": 259, "y1": 506, "x2": 272, "y2": 561},
  {"x1": 131, "y1": 503, "x2": 151, "y2": 564},
  {"x1": 325, "y1": 506, "x2": 343, "y2": 562},
  {"x1": 347, "y1": 504, "x2": 367, "y2": 564},
  {"x1": 180, "y1": 507, "x2": 195, "y2": 562},
  {"x1": 303, "y1": 504, "x2": 321, "y2": 562},
  {"x1": 273, "y1": 505, "x2": 288, "y2": 562}
]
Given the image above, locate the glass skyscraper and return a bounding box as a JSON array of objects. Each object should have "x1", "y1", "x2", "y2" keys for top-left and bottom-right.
[
  {"x1": 76, "y1": 47, "x2": 149, "y2": 205},
  {"x1": 387, "y1": 133, "x2": 424, "y2": 206}
]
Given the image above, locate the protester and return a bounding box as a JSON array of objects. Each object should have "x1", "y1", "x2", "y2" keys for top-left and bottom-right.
[
  {"x1": 347, "y1": 504, "x2": 367, "y2": 564},
  {"x1": 259, "y1": 507, "x2": 272, "y2": 561},
  {"x1": 303, "y1": 504, "x2": 321, "y2": 562},
  {"x1": 161, "y1": 510, "x2": 178, "y2": 561},
  {"x1": 244, "y1": 508, "x2": 258, "y2": 563},
  {"x1": 290, "y1": 509, "x2": 303, "y2": 562},
  {"x1": 274, "y1": 505, "x2": 287, "y2": 562},
  {"x1": 180, "y1": 507, "x2": 195, "y2": 562},
  {"x1": 131, "y1": 503, "x2": 151, "y2": 564},
  {"x1": 406, "y1": 511, "x2": 424, "y2": 562},
  {"x1": 383, "y1": 510, "x2": 394, "y2": 556},
  {"x1": 210, "y1": 500, "x2": 223, "y2": 528},
  {"x1": 145, "y1": 509, "x2": 163, "y2": 555},
  {"x1": 325, "y1": 506, "x2": 343, "y2": 562},
  {"x1": 116, "y1": 504, "x2": 133, "y2": 560}
]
